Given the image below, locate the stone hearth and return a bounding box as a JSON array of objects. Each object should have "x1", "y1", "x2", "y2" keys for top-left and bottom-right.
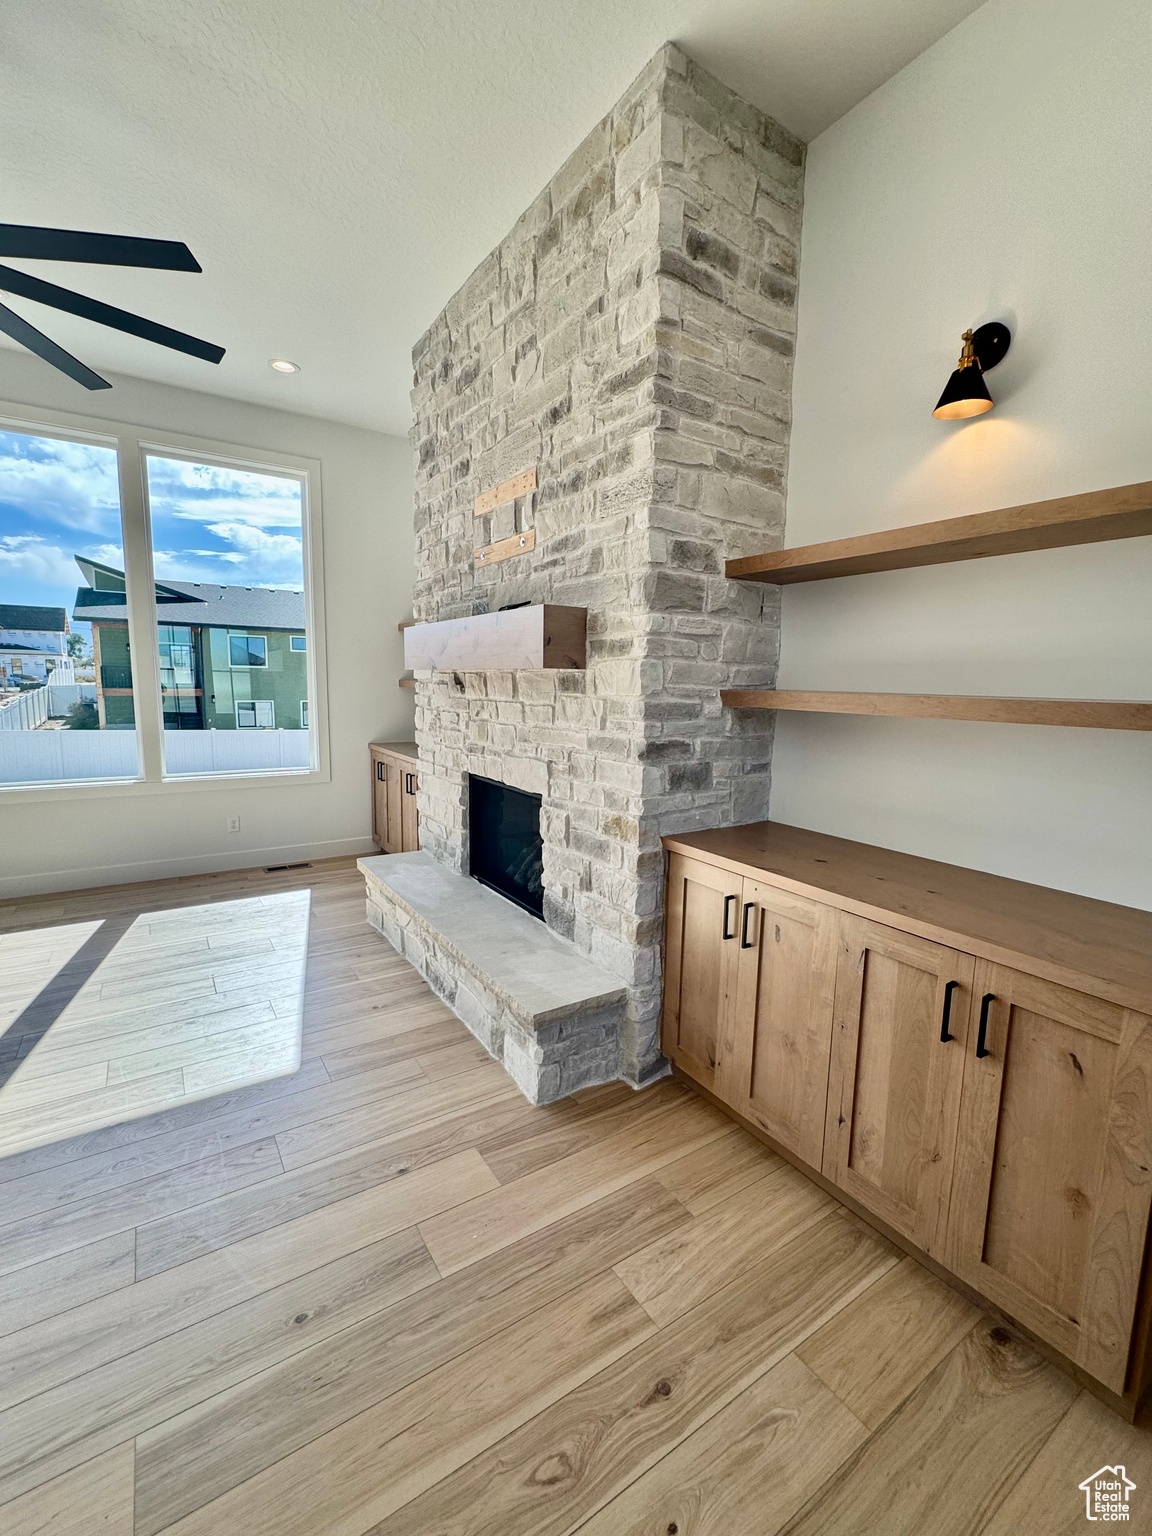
[
  {"x1": 374, "y1": 42, "x2": 804, "y2": 1103},
  {"x1": 361, "y1": 853, "x2": 626, "y2": 1102}
]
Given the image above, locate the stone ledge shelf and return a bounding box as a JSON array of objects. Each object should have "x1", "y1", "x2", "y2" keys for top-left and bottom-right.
[{"x1": 359, "y1": 852, "x2": 627, "y2": 1104}]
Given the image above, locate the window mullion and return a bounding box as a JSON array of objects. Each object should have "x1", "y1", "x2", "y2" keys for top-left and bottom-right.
[{"x1": 117, "y1": 433, "x2": 165, "y2": 782}]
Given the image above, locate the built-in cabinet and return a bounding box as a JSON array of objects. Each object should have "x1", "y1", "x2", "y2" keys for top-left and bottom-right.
[
  {"x1": 370, "y1": 741, "x2": 419, "y2": 854},
  {"x1": 724, "y1": 877, "x2": 838, "y2": 1169},
  {"x1": 824, "y1": 917, "x2": 974, "y2": 1259},
  {"x1": 946, "y1": 965, "x2": 1152, "y2": 1395},
  {"x1": 661, "y1": 822, "x2": 1152, "y2": 1412},
  {"x1": 662, "y1": 855, "x2": 741, "y2": 1093}
]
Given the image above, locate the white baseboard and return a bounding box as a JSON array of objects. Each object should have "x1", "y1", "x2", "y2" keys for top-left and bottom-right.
[{"x1": 0, "y1": 836, "x2": 380, "y2": 900}]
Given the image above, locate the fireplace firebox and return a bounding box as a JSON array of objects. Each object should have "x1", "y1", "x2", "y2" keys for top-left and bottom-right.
[{"x1": 468, "y1": 774, "x2": 545, "y2": 919}]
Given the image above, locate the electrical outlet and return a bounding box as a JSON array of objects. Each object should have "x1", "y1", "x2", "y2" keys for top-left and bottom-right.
[{"x1": 227, "y1": 815, "x2": 241, "y2": 834}]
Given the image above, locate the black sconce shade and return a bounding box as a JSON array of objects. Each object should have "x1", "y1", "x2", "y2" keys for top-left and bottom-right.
[{"x1": 933, "y1": 321, "x2": 1011, "y2": 419}]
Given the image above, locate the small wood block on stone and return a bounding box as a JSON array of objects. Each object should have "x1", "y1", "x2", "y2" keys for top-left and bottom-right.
[
  {"x1": 405, "y1": 604, "x2": 586, "y2": 671},
  {"x1": 474, "y1": 528, "x2": 536, "y2": 567},
  {"x1": 474, "y1": 467, "x2": 537, "y2": 517}
]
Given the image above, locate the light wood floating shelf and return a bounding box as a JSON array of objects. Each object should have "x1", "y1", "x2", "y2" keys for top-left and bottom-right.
[
  {"x1": 404, "y1": 604, "x2": 586, "y2": 671},
  {"x1": 725, "y1": 480, "x2": 1152, "y2": 585},
  {"x1": 398, "y1": 676, "x2": 416, "y2": 690},
  {"x1": 721, "y1": 690, "x2": 1152, "y2": 731},
  {"x1": 397, "y1": 619, "x2": 416, "y2": 631}
]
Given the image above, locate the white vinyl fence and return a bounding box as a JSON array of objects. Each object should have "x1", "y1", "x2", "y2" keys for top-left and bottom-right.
[
  {"x1": 0, "y1": 683, "x2": 97, "y2": 731},
  {"x1": 0, "y1": 728, "x2": 311, "y2": 784},
  {"x1": 164, "y1": 730, "x2": 311, "y2": 776}
]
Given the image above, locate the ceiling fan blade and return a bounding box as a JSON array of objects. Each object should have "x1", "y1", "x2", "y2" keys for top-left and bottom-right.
[
  {"x1": 0, "y1": 264, "x2": 225, "y2": 364},
  {"x1": 0, "y1": 299, "x2": 111, "y2": 389},
  {"x1": 0, "y1": 224, "x2": 201, "y2": 272}
]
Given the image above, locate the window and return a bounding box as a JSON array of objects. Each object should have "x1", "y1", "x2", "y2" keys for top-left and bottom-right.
[
  {"x1": 237, "y1": 699, "x2": 275, "y2": 729},
  {"x1": 142, "y1": 449, "x2": 316, "y2": 780},
  {"x1": 0, "y1": 404, "x2": 325, "y2": 798},
  {"x1": 0, "y1": 423, "x2": 139, "y2": 787},
  {"x1": 158, "y1": 625, "x2": 202, "y2": 730},
  {"x1": 229, "y1": 634, "x2": 267, "y2": 668}
]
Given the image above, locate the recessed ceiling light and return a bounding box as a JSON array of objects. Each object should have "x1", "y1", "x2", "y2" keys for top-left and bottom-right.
[{"x1": 269, "y1": 358, "x2": 300, "y2": 374}]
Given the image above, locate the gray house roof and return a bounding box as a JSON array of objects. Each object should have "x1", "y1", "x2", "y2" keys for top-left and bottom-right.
[
  {"x1": 74, "y1": 580, "x2": 306, "y2": 632},
  {"x1": 0, "y1": 603, "x2": 67, "y2": 633}
]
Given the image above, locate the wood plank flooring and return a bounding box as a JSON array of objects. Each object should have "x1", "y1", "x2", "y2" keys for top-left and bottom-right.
[
  {"x1": 0, "y1": 887, "x2": 311, "y2": 1157},
  {"x1": 0, "y1": 857, "x2": 1148, "y2": 1536}
]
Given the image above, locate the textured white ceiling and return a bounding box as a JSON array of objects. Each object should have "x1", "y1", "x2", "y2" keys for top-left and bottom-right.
[{"x1": 0, "y1": 0, "x2": 985, "y2": 434}]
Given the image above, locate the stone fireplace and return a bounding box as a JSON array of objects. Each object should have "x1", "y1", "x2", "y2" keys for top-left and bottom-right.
[{"x1": 363, "y1": 43, "x2": 805, "y2": 1103}]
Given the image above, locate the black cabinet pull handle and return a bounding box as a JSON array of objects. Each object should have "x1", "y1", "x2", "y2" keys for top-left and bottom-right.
[
  {"x1": 404, "y1": 772, "x2": 413, "y2": 795},
  {"x1": 722, "y1": 894, "x2": 737, "y2": 940},
  {"x1": 976, "y1": 992, "x2": 995, "y2": 1058},
  {"x1": 376, "y1": 761, "x2": 384, "y2": 781},
  {"x1": 740, "y1": 901, "x2": 756, "y2": 949},
  {"x1": 940, "y1": 980, "x2": 960, "y2": 1042}
]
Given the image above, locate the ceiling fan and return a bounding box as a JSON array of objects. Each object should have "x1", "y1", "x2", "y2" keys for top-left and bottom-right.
[{"x1": 0, "y1": 223, "x2": 225, "y2": 390}]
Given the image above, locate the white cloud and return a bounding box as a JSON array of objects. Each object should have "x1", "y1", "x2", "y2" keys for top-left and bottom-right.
[
  {"x1": 0, "y1": 536, "x2": 85, "y2": 588},
  {"x1": 152, "y1": 525, "x2": 303, "y2": 588},
  {"x1": 146, "y1": 457, "x2": 303, "y2": 529},
  {"x1": 205, "y1": 523, "x2": 303, "y2": 566},
  {"x1": 0, "y1": 432, "x2": 122, "y2": 534},
  {"x1": 169, "y1": 498, "x2": 303, "y2": 529},
  {"x1": 85, "y1": 544, "x2": 126, "y2": 569}
]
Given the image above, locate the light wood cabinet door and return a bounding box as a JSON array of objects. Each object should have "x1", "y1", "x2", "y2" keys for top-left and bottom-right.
[
  {"x1": 823, "y1": 915, "x2": 975, "y2": 1256},
  {"x1": 371, "y1": 749, "x2": 419, "y2": 854},
  {"x1": 371, "y1": 754, "x2": 392, "y2": 852},
  {"x1": 384, "y1": 759, "x2": 403, "y2": 854},
  {"x1": 946, "y1": 964, "x2": 1152, "y2": 1393},
  {"x1": 661, "y1": 853, "x2": 742, "y2": 1093},
  {"x1": 401, "y1": 766, "x2": 419, "y2": 852},
  {"x1": 716, "y1": 881, "x2": 838, "y2": 1169}
]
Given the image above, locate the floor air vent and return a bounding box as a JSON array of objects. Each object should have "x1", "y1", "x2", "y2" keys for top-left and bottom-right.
[{"x1": 264, "y1": 862, "x2": 313, "y2": 872}]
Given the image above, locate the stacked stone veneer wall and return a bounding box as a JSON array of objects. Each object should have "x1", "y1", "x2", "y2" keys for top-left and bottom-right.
[{"x1": 407, "y1": 42, "x2": 804, "y2": 1091}]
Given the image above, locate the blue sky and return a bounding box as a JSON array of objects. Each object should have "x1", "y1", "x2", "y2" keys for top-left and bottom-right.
[{"x1": 0, "y1": 428, "x2": 304, "y2": 644}]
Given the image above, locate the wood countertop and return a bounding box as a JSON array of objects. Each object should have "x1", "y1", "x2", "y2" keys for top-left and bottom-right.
[
  {"x1": 370, "y1": 740, "x2": 418, "y2": 760},
  {"x1": 662, "y1": 821, "x2": 1152, "y2": 1014}
]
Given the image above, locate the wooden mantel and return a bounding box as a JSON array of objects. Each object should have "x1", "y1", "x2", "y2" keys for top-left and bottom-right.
[{"x1": 403, "y1": 604, "x2": 586, "y2": 672}]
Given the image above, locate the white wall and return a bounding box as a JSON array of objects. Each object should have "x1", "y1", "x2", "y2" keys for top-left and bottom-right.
[
  {"x1": 0, "y1": 351, "x2": 414, "y2": 894},
  {"x1": 773, "y1": 0, "x2": 1152, "y2": 909}
]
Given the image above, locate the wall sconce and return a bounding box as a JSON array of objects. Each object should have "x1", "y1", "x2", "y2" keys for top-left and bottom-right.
[{"x1": 933, "y1": 321, "x2": 1012, "y2": 419}]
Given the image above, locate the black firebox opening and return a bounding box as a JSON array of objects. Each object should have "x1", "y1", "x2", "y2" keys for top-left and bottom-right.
[{"x1": 468, "y1": 774, "x2": 545, "y2": 920}]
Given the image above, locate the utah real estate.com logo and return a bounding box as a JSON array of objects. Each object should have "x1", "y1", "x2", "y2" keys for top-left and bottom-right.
[{"x1": 1079, "y1": 1465, "x2": 1136, "y2": 1522}]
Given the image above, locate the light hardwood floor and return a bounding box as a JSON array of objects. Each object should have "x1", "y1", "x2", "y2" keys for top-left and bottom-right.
[
  {"x1": 0, "y1": 886, "x2": 312, "y2": 1158},
  {"x1": 0, "y1": 857, "x2": 1148, "y2": 1536}
]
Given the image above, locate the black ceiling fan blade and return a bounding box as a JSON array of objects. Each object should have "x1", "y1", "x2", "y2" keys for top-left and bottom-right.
[
  {"x1": 0, "y1": 299, "x2": 111, "y2": 389},
  {"x1": 0, "y1": 264, "x2": 225, "y2": 364},
  {"x1": 0, "y1": 224, "x2": 202, "y2": 272}
]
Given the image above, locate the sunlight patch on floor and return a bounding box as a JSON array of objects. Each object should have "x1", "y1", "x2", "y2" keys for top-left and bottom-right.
[{"x1": 0, "y1": 889, "x2": 310, "y2": 1158}]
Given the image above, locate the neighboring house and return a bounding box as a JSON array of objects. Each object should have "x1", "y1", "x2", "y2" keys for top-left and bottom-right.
[
  {"x1": 0, "y1": 603, "x2": 74, "y2": 690},
  {"x1": 73, "y1": 558, "x2": 308, "y2": 730}
]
